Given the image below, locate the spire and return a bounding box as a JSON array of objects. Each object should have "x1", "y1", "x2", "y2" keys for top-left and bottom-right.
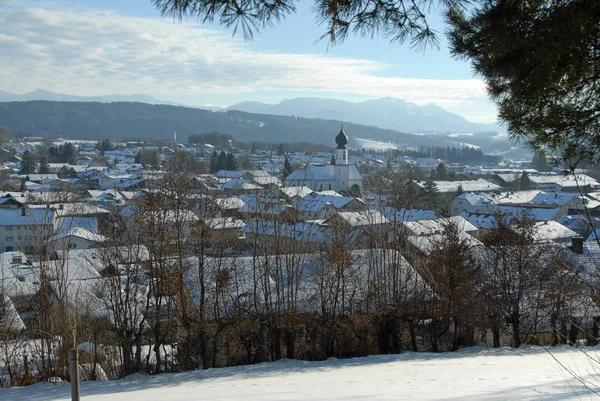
[{"x1": 335, "y1": 124, "x2": 348, "y2": 149}]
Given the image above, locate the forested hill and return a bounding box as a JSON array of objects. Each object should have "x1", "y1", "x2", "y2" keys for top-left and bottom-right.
[{"x1": 0, "y1": 101, "x2": 483, "y2": 149}]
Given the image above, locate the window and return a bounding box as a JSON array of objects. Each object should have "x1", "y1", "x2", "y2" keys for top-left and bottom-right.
[
  {"x1": 5, "y1": 246, "x2": 13, "y2": 252},
  {"x1": 328, "y1": 184, "x2": 331, "y2": 190},
  {"x1": 5, "y1": 236, "x2": 13, "y2": 242}
]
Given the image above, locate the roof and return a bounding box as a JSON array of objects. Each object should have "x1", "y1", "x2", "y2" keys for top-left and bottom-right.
[
  {"x1": 373, "y1": 207, "x2": 436, "y2": 222},
  {"x1": 48, "y1": 227, "x2": 106, "y2": 243},
  {"x1": 286, "y1": 164, "x2": 362, "y2": 182},
  {"x1": 279, "y1": 186, "x2": 315, "y2": 199},
  {"x1": 402, "y1": 216, "x2": 478, "y2": 236},
  {"x1": 533, "y1": 221, "x2": 578, "y2": 242},
  {"x1": 203, "y1": 217, "x2": 246, "y2": 230},
  {"x1": 415, "y1": 179, "x2": 502, "y2": 193},
  {"x1": 214, "y1": 197, "x2": 246, "y2": 210},
  {"x1": 529, "y1": 172, "x2": 600, "y2": 189},
  {"x1": 330, "y1": 210, "x2": 389, "y2": 227},
  {"x1": 459, "y1": 212, "x2": 499, "y2": 230},
  {"x1": 407, "y1": 233, "x2": 483, "y2": 254},
  {"x1": 26, "y1": 174, "x2": 59, "y2": 182},
  {"x1": 29, "y1": 203, "x2": 109, "y2": 217},
  {"x1": 221, "y1": 179, "x2": 262, "y2": 191},
  {"x1": 455, "y1": 192, "x2": 496, "y2": 207},
  {"x1": 0, "y1": 208, "x2": 55, "y2": 226}
]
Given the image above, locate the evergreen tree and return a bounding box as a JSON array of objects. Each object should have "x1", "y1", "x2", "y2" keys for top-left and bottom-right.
[
  {"x1": 39, "y1": 155, "x2": 49, "y2": 174},
  {"x1": 218, "y1": 151, "x2": 227, "y2": 171},
  {"x1": 518, "y1": 171, "x2": 534, "y2": 191},
  {"x1": 532, "y1": 151, "x2": 551, "y2": 172},
  {"x1": 350, "y1": 183, "x2": 362, "y2": 198},
  {"x1": 20, "y1": 150, "x2": 35, "y2": 174},
  {"x1": 330, "y1": 154, "x2": 336, "y2": 165},
  {"x1": 423, "y1": 180, "x2": 440, "y2": 210},
  {"x1": 226, "y1": 152, "x2": 237, "y2": 170},
  {"x1": 283, "y1": 157, "x2": 293, "y2": 179},
  {"x1": 435, "y1": 162, "x2": 448, "y2": 180},
  {"x1": 210, "y1": 151, "x2": 219, "y2": 173}
]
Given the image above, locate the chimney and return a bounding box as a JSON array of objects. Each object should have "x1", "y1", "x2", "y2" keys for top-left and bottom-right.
[
  {"x1": 59, "y1": 204, "x2": 64, "y2": 210},
  {"x1": 21, "y1": 207, "x2": 26, "y2": 216},
  {"x1": 571, "y1": 237, "x2": 584, "y2": 254}
]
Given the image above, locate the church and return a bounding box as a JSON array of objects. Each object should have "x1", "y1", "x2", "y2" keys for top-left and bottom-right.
[{"x1": 285, "y1": 127, "x2": 363, "y2": 194}]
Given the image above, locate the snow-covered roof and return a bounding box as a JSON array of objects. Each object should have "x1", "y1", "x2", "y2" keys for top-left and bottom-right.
[
  {"x1": 221, "y1": 179, "x2": 262, "y2": 191},
  {"x1": 0, "y1": 208, "x2": 55, "y2": 226},
  {"x1": 214, "y1": 197, "x2": 246, "y2": 210},
  {"x1": 330, "y1": 210, "x2": 389, "y2": 227},
  {"x1": 402, "y1": 216, "x2": 478, "y2": 236},
  {"x1": 48, "y1": 227, "x2": 106, "y2": 244},
  {"x1": 455, "y1": 192, "x2": 496, "y2": 207},
  {"x1": 279, "y1": 186, "x2": 315, "y2": 199},
  {"x1": 459, "y1": 212, "x2": 499, "y2": 230},
  {"x1": 415, "y1": 179, "x2": 501, "y2": 193},
  {"x1": 529, "y1": 172, "x2": 600, "y2": 189},
  {"x1": 203, "y1": 217, "x2": 246, "y2": 230},
  {"x1": 370, "y1": 206, "x2": 436, "y2": 222},
  {"x1": 533, "y1": 221, "x2": 578, "y2": 242},
  {"x1": 493, "y1": 206, "x2": 562, "y2": 221}
]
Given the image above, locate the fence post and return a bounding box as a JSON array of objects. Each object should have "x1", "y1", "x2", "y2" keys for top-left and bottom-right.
[{"x1": 69, "y1": 348, "x2": 80, "y2": 401}]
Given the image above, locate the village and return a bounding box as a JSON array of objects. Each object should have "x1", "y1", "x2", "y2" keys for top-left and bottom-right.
[{"x1": 1, "y1": 127, "x2": 600, "y2": 386}]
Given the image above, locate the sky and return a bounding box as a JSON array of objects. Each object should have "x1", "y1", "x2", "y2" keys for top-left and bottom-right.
[{"x1": 0, "y1": 0, "x2": 498, "y2": 122}]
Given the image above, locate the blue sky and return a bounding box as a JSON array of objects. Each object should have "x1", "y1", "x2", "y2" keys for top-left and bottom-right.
[{"x1": 0, "y1": 0, "x2": 498, "y2": 122}]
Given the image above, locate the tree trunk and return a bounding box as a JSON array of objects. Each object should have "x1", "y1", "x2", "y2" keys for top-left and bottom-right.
[
  {"x1": 286, "y1": 329, "x2": 295, "y2": 359},
  {"x1": 492, "y1": 327, "x2": 500, "y2": 348},
  {"x1": 512, "y1": 320, "x2": 521, "y2": 348}
]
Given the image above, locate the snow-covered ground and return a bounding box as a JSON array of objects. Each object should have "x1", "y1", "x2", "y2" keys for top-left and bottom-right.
[{"x1": 3, "y1": 345, "x2": 600, "y2": 400}]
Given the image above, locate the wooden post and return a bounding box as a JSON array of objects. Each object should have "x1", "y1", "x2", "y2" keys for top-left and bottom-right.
[{"x1": 69, "y1": 349, "x2": 80, "y2": 401}]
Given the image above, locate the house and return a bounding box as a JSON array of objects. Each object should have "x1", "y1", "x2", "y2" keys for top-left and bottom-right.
[
  {"x1": 529, "y1": 172, "x2": 600, "y2": 193},
  {"x1": 450, "y1": 192, "x2": 496, "y2": 216},
  {"x1": 285, "y1": 127, "x2": 363, "y2": 194},
  {"x1": 47, "y1": 227, "x2": 106, "y2": 251},
  {"x1": 198, "y1": 217, "x2": 246, "y2": 250},
  {"x1": 296, "y1": 193, "x2": 365, "y2": 221},
  {"x1": 213, "y1": 197, "x2": 246, "y2": 218},
  {"x1": 322, "y1": 209, "x2": 392, "y2": 247},
  {"x1": 81, "y1": 189, "x2": 125, "y2": 208},
  {"x1": 30, "y1": 202, "x2": 110, "y2": 234},
  {"x1": 0, "y1": 207, "x2": 55, "y2": 252}
]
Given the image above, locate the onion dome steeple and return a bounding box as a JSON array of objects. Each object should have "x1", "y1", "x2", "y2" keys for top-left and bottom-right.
[{"x1": 335, "y1": 124, "x2": 349, "y2": 149}]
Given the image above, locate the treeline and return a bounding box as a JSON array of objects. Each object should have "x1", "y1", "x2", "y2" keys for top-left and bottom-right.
[
  {"x1": 188, "y1": 132, "x2": 238, "y2": 148},
  {"x1": 387, "y1": 146, "x2": 501, "y2": 165}
]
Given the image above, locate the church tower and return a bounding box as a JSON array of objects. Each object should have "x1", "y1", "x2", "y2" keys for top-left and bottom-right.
[{"x1": 335, "y1": 125, "x2": 348, "y2": 165}]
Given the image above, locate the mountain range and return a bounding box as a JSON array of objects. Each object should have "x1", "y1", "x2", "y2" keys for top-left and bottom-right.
[
  {"x1": 226, "y1": 97, "x2": 501, "y2": 134},
  {"x1": 1, "y1": 90, "x2": 498, "y2": 134}
]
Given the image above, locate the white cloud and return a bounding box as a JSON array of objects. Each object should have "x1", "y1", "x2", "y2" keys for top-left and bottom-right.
[{"x1": 0, "y1": 7, "x2": 497, "y2": 121}]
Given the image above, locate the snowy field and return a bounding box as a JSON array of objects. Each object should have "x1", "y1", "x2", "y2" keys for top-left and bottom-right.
[{"x1": 3, "y1": 345, "x2": 600, "y2": 400}]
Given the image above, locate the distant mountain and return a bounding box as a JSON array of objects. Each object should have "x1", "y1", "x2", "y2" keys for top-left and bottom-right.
[
  {"x1": 227, "y1": 97, "x2": 501, "y2": 134},
  {"x1": 0, "y1": 89, "x2": 221, "y2": 111},
  {"x1": 0, "y1": 101, "x2": 504, "y2": 152}
]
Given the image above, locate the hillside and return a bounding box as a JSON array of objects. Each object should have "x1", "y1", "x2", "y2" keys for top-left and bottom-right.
[
  {"x1": 0, "y1": 346, "x2": 593, "y2": 400},
  {"x1": 0, "y1": 101, "x2": 490, "y2": 149}
]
